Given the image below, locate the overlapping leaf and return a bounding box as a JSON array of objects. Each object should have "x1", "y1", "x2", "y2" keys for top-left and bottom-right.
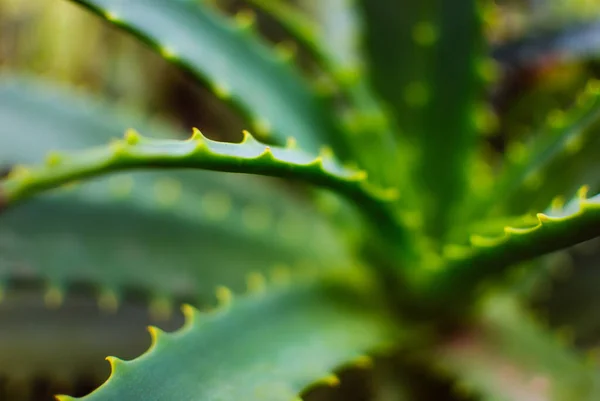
[
  {"x1": 68, "y1": 0, "x2": 349, "y2": 156},
  {"x1": 420, "y1": 188, "x2": 600, "y2": 309},
  {"x1": 58, "y1": 273, "x2": 403, "y2": 401},
  {"x1": 477, "y1": 79, "x2": 600, "y2": 218},
  {"x1": 357, "y1": 0, "x2": 485, "y2": 237},
  {"x1": 0, "y1": 128, "x2": 405, "y2": 243},
  {"x1": 0, "y1": 78, "x2": 352, "y2": 306},
  {"x1": 222, "y1": 0, "x2": 402, "y2": 186}
]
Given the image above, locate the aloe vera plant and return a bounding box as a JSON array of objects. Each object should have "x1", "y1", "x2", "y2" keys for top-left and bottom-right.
[{"x1": 2, "y1": 0, "x2": 600, "y2": 400}]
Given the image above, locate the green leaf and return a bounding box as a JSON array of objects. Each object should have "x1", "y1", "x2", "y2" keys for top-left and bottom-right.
[
  {"x1": 0, "y1": 78, "x2": 352, "y2": 305},
  {"x1": 246, "y1": 0, "x2": 359, "y2": 80},
  {"x1": 419, "y1": 188, "x2": 600, "y2": 310},
  {"x1": 219, "y1": 0, "x2": 402, "y2": 186},
  {"x1": 0, "y1": 129, "x2": 404, "y2": 242},
  {"x1": 432, "y1": 295, "x2": 600, "y2": 401},
  {"x1": 475, "y1": 79, "x2": 600, "y2": 218},
  {"x1": 68, "y1": 0, "x2": 348, "y2": 156},
  {"x1": 57, "y1": 272, "x2": 402, "y2": 401},
  {"x1": 357, "y1": 0, "x2": 485, "y2": 237}
]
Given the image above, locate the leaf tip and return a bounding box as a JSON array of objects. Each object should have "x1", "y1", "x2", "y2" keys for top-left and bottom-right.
[
  {"x1": 55, "y1": 395, "x2": 76, "y2": 401},
  {"x1": 577, "y1": 185, "x2": 590, "y2": 201},
  {"x1": 537, "y1": 213, "x2": 552, "y2": 223},
  {"x1": 124, "y1": 128, "x2": 142, "y2": 145},
  {"x1": 215, "y1": 285, "x2": 233, "y2": 308},
  {"x1": 181, "y1": 303, "x2": 198, "y2": 327},
  {"x1": 318, "y1": 374, "x2": 340, "y2": 387},
  {"x1": 191, "y1": 127, "x2": 204, "y2": 140},
  {"x1": 241, "y1": 129, "x2": 259, "y2": 145},
  {"x1": 105, "y1": 356, "x2": 127, "y2": 373},
  {"x1": 211, "y1": 81, "x2": 231, "y2": 99},
  {"x1": 103, "y1": 10, "x2": 120, "y2": 22},
  {"x1": 159, "y1": 45, "x2": 178, "y2": 60},
  {"x1": 310, "y1": 155, "x2": 324, "y2": 168},
  {"x1": 352, "y1": 355, "x2": 374, "y2": 369},
  {"x1": 147, "y1": 325, "x2": 167, "y2": 349},
  {"x1": 260, "y1": 146, "x2": 276, "y2": 161},
  {"x1": 45, "y1": 151, "x2": 63, "y2": 167},
  {"x1": 234, "y1": 9, "x2": 256, "y2": 31}
]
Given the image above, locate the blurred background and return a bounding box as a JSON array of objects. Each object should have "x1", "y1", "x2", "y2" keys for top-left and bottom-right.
[{"x1": 2, "y1": 0, "x2": 600, "y2": 400}]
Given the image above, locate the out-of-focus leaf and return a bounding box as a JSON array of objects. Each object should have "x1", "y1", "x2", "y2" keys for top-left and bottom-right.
[
  {"x1": 420, "y1": 189, "x2": 600, "y2": 311},
  {"x1": 58, "y1": 273, "x2": 403, "y2": 401},
  {"x1": 0, "y1": 78, "x2": 352, "y2": 306},
  {"x1": 69, "y1": 0, "x2": 350, "y2": 157},
  {"x1": 357, "y1": 0, "x2": 485, "y2": 238}
]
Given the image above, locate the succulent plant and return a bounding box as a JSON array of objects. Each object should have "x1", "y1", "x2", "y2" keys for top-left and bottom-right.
[{"x1": 2, "y1": 0, "x2": 600, "y2": 400}]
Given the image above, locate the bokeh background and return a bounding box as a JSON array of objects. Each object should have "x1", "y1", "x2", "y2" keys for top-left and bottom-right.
[{"x1": 2, "y1": 0, "x2": 600, "y2": 399}]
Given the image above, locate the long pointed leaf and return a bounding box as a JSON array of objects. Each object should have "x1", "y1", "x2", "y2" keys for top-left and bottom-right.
[
  {"x1": 68, "y1": 0, "x2": 348, "y2": 156},
  {"x1": 0, "y1": 129, "x2": 405, "y2": 242},
  {"x1": 475, "y1": 79, "x2": 600, "y2": 218},
  {"x1": 58, "y1": 272, "x2": 402, "y2": 401},
  {"x1": 420, "y1": 188, "x2": 600, "y2": 310},
  {"x1": 221, "y1": 0, "x2": 402, "y2": 186}
]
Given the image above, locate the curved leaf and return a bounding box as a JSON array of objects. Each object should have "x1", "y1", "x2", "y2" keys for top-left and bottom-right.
[
  {"x1": 58, "y1": 272, "x2": 402, "y2": 401},
  {"x1": 433, "y1": 295, "x2": 600, "y2": 401},
  {"x1": 475, "y1": 79, "x2": 600, "y2": 218},
  {"x1": 420, "y1": 188, "x2": 600, "y2": 310},
  {"x1": 0, "y1": 129, "x2": 404, "y2": 241},
  {"x1": 0, "y1": 78, "x2": 352, "y2": 305},
  {"x1": 246, "y1": 0, "x2": 405, "y2": 187},
  {"x1": 68, "y1": 0, "x2": 348, "y2": 156},
  {"x1": 246, "y1": 0, "x2": 361, "y2": 81},
  {"x1": 247, "y1": 0, "x2": 340, "y2": 72}
]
